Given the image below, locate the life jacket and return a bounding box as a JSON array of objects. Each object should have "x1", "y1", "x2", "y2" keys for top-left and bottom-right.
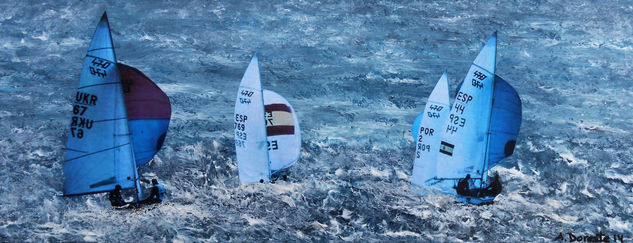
[{"x1": 156, "y1": 184, "x2": 165, "y2": 201}]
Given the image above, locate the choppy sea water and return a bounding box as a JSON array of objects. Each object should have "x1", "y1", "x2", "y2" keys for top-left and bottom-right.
[{"x1": 0, "y1": 0, "x2": 632, "y2": 241}]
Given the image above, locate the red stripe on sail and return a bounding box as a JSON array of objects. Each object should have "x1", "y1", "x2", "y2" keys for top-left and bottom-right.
[
  {"x1": 119, "y1": 63, "x2": 171, "y2": 120},
  {"x1": 264, "y1": 104, "x2": 291, "y2": 113},
  {"x1": 267, "y1": 125, "x2": 294, "y2": 136}
]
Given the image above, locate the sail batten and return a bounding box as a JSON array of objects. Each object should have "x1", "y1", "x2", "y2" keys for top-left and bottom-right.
[{"x1": 65, "y1": 143, "x2": 132, "y2": 162}]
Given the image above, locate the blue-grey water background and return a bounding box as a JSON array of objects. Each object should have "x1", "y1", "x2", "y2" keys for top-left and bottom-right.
[{"x1": 0, "y1": 0, "x2": 632, "y2": 241}]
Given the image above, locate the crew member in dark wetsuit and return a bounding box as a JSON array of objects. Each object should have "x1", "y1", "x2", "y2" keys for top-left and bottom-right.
[
  {"x1": 456, "y1": 174, "x2": 471, "y2": 196},
  {"x1": 108, "y1": 185, "x2": 126, "y2": 207},
  {"x1": 485, "y1": 173, "x2": 502, "y2": 196},
  {"x1": 141, "y1": 179, "x2": 165, "y2": 205}
]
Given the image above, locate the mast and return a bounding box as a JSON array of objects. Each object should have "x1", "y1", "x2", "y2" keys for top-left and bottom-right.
[
  {"x1": 133, "y1": 159, "x2": 142, "y2": 207},
  {"x1": 258, "y1": 54, "x2": 272, "y2": 180},
  {"x1": 479, "y1": 32, "x2": 498, "y2": 189},
  {"x1": 109, "y1": 11, "x2": 141, "y2": 206},
  {"x1": 479, "y1": 79, "x2": 495, "y2": 189},
  {"x1": 129, "y1": 125, "x2": 141, "y2": 206}
]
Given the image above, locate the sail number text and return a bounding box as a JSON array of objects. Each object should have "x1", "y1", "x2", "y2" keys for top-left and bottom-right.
[
  {"x1": 70, "y1": 92, "x2": 98, "y2": 139},
  {"x1": 456, "y1": 92, "x2": 473, "y2": 104},
  {"x1": 427, "y1": 104, "x2": 443, "y2": 118},
  {"x1": 267, "y1": 140, "x2": 278, "y2": 150},
  {"x1": 89, "y1": 58, "x2": 111, "y2": 78},
  {"x1": 454, "y1": 92, "x2": 472, "y2": 115},
  {"x1": 446, "y1": 114, "x2": 466, "y2": 134},
  {"x1": 471, "y1": 70, "x2": 487, "y2": 89},
  {"x1": 415, "y1": 126, "x2": 434, "y2": 158},
  {"x1": 416, "y1": 142, "x2": 431, "y2": 158},
  {"x1": 235, "y1": 113, "x2": 248, "y2": 147},
  {"x1": 239, "y1": 90, "x2": 254, "y2": 104}
]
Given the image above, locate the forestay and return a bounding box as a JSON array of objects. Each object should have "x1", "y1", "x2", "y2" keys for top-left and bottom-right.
[
  {"x1": 411, "y1": 73, "x2": 450, "y2": 187},
  {"x1": 263, "y1": 90, "x2": 301, "y2": 173},
  {"x1": 436, "y1": 32, "x2": 497, "y2": 180},
  {"x1": 234, "y1": 54, "x2": 270, "y2": 183},
  {"x1": 119, "y1": 63, "x2": 171, "y2": 166},
  {"x1": 64, "y1": 13, "x2": 138, "y2": 196}
]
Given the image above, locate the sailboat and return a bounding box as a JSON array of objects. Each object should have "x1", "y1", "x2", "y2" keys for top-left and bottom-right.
[
  {"x1": 63, "y1": 12, "x2": 171, "y2": 206},
  {"x1": 234, "y1": 54, "x2": 301, "y2": 183},
  {"x1": 411, "y1": 32, "x2": 522, "y2": 205}
]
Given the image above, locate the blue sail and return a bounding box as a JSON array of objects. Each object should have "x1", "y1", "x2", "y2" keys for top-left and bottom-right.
[
  {"x1": 63, "y1": 13, "x2": 138, "y2": 196},
  {"x1": 485, "y1": 75, "x2": 521, "y2": 170},
  {"x1": 453, "y1": 74, "x2": 522, "y2": 170}
]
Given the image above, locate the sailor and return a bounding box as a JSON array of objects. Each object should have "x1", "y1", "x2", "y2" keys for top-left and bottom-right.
[
  {"x1": 456, "y1": 174, "x2": 471, "y2": 196},
  {"x1": 486, "y1": 173, "x2": 502, "y2": 196},
  {"x1": 108, "y1": 185, "x2": 127, "y2": 207},
  {"x1": 141, "y1": 179, "x2": 165, "y2": 205}
]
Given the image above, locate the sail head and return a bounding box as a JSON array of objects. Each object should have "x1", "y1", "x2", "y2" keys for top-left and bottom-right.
[
  {"x1": 473, "y1": 31, "x2": 497, "y2": 74},
  {"x1": 87, "y1": 12, "x2": 116, "y2": 62},
  {"x1": 412, "y1": 72, "x2": 450, "y2": 139}
]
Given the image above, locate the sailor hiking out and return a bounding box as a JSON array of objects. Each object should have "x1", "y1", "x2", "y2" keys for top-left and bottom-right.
[
  {"x1": 108, "y1": 185, "x2": 127, "y2": 207},
  {"x1": 140, "y1": 179, "x2": 165, "y2": 205}
]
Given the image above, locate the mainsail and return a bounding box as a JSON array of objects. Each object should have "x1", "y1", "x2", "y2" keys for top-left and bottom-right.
[
  {"x1": 435, "y1": 32, "x2": 497, "y2": 180},
  {"x1": 263, "y1": 90, "x2": 301, "y2": 173},
  {"x1": 234, "y1": 54, "x2": 270, "y2": 183},
  {"x1": 63, "y1": 13, "x2": 138, "y2": 196},
  {"x1": 119, "y1": 63, "x2": 171, "y2": 166},
  {"x1": 411, "y1": 73, "x2": 450, "y2": 187}
]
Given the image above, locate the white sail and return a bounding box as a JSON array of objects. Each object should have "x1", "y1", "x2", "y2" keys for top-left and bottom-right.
[
  {"x1": 411, "y1": 73, "x2": 450, "y2": 188},
  {"x1": 436, "y1": 32, "x2": 497, "y2": 180},
  {"x1": 263, "y1": 90, "x2": 301, "y2": 173},
  {"x1": 234, "y1": 54, "x2": 270, "y2": 183}
]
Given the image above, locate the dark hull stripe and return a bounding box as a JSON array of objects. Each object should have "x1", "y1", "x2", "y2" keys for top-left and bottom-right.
[{"x1": 265, "y1": 104, "x2": 291, "y2": 113}]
